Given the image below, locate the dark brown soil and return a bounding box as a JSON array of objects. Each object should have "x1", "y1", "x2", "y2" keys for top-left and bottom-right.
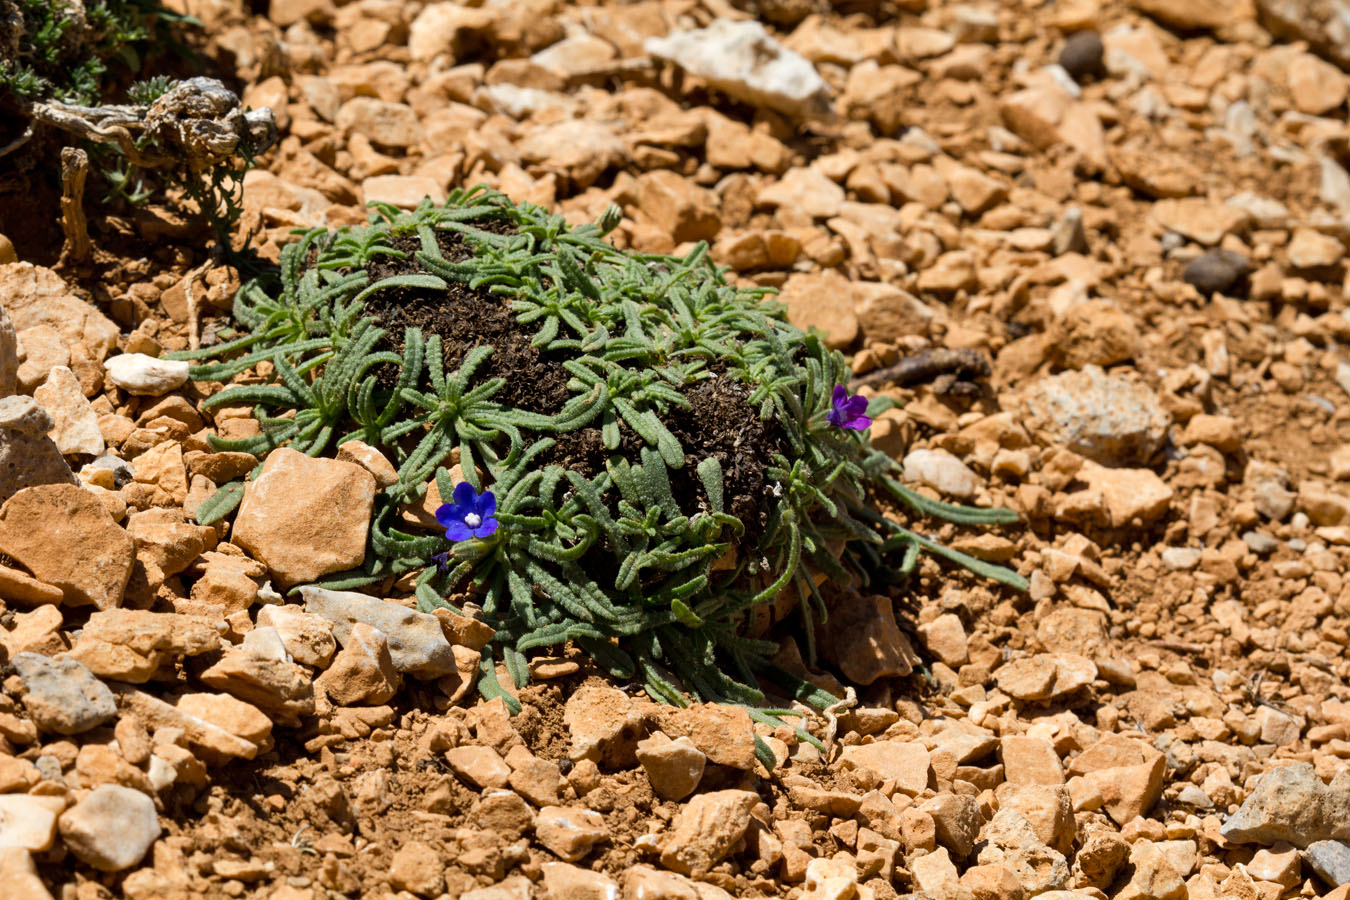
[
  {"x1": 363, "y1": 229, "x2": 572, "y2": 417},
  {"x1": 358, "y1": 228, "x2": 785, "y2": 539}
]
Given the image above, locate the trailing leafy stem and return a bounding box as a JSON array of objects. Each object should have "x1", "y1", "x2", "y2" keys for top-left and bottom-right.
[{"x1": 173, "y1": 187, "x2": 1024, "y2": 736}]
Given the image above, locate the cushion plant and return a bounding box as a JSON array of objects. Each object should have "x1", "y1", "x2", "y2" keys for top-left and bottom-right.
[{"x1": 176, "y1": 186, "x2": 1024, "y2": 750}]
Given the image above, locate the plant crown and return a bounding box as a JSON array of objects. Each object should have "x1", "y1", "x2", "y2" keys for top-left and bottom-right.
[{"x1": 175, "y1": 188, "x2": 1024, "y2": 741}]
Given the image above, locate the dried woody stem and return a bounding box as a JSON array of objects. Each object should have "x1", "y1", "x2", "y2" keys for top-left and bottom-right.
[{"x1": 58, "y1": 147, "x2": 92, "y2": 265}]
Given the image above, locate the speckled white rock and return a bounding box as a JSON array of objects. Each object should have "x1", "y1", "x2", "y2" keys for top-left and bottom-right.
[
  {"x1": 646, "y1": 20, "x2": 832, "y2": 119},
  {"x1": 103, "y1": 353, "x2": 190, "y2": 396}
]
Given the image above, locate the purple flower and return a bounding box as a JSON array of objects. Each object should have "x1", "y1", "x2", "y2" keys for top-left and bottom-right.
[
  {"x1": 827, "y1": 385, "x2": 871, "y2": 431},
  {"x1": 436, "y1": 481, "x2": 499, "y2": 541}
]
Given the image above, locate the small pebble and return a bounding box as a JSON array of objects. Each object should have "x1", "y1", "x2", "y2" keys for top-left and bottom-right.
[
  {"x1": 103, "y1": 353, "x2": 190, "y2": 396},
  {"x1": 1059, "y1": 31, "x2": 1104, "y2": 82},
  {"x1": 1242, "y1": 531, "x2": 1279, "y2": 554},
  {"x1": 1182, "y1": 249, "x2": 1251, "y2": 296}
]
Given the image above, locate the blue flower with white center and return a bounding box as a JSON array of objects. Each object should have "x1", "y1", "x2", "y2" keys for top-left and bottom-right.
[{"x1": 435, "y1": 482, "x2": 499, "y2": 541}]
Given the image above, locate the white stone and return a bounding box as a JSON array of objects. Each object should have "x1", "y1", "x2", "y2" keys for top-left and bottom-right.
[
  {"x1": 902, "y1": 448, "x2": 981, "y2": 498},
  {"x1": 103, "y1": 353, "x2": 190, "y2": 396},
  {"x1": 58, "y1": 784, "x2": 161, "y2": 872},
  {"x1": 645, "y1": 20, "x2": 832, "y2": 119}
]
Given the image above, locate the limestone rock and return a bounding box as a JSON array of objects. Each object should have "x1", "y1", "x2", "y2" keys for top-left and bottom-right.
[
  {"x1": 659, "y1": 789, "x2": 759, "y2": 875},
  {"x1": 125, "y1": 507, "x2": 217, "y2": 585},
  {"x1": 1305, "y1": 840, "x2": 1350, "y2": 887},
  {"x1": 197, "y1": 647, "x2": 315, "y2": 726},
  {"x1": 317, "y1": 621, "x2": 401, "y2": 705},
  {"x1": 0, "y1": 263, "x2": 119, "y2": 361},
  {"x1": 233, "y1": 448, "x2": 377, "y2": 587},
  {"x1": 1020, "y1": 366, "x2": 1170, "y2": 465},
  {"x1": 0, "y1": 847, "x2": 56, "y2": 900},
  {"x1": 66, "y1": 609, "x2": 220, "y2": 683},
  {"x1": 109, "y1": 686, "x2": 260, "y2": 759},
  {"x1": 758, "y1": 166, "x2": 845, "y2": 219},
  {"x1": 362, "y1": 175, "x2": 445, "y2": 208},
  {"x1": 541, "y1": 862, "x2": 619, "y2": 900},
  {"x1": 256, "y1": 604, "x2": 336, "y2": 667},
  {"x1": 0, "y1": 603, "x2": 63, "y2": 654},
  {"x1": 638, "y1": 170, "x2": 720, "y2": 243},
  {"x1": 335, "y1": 440, "x2": 399, "y2": 487},
  {"x1": 0, "y1": 483, "x2": 134, "y2": 608},
  {"x1": 1130, "y1": 0, "x2": 1234, "y2": 29},
  {"x1": 1075, "y1": 461, "x2": 1174, "y2": 527},
  {"x1": 922, "y1": 792, "x2": 982, "y2": 859},
  {"x1": 1068, "y1": 734, "x2": 1167, "y2": 826},
  {"x1": 636, "y1": 732, "x2": 706, "y2": 801},
  {"x1": 58, "y1": 784, "x2": 161, "y2": 872},
  {"x1": 903, "y1": 448, "x2": 981, "y2": 498},
  {"x1": 1115, "y1": 839, "x2": 1187, "y2": 900},
  {"x1": 16, "y1": 325, "x2": 68, "y2": 392},
  {"x1": 335, "y1": 98, "x2": 423, "y2": 149},
  {"x1": 103, "y1": 353, "x2": 191, "y2": 396},
  {"x1": 976, "y1": 809, "x2": 1071, "y2": 895},
  {"x1": 536, "y1": 806, "x2": 609, "y2": 862},
  {"x1": 1047, "y1": 300, "x2": 1141, "y2": 370},
  {"x1": 1256, "y1": 0, "x2": 1350, "y2": 71},
  {"x1": 645, "y1": 20, "x2": 832, "y2": 119},
  {"x1": 1221, "y1": 763, "x2": 1350, "y2": 847},
  {"x1": 995, "y1": 784, "x2": 1075, "y2": 854},
  {"x1": 32, "y1": 366, "x2": 103, "y2": 456},
  {"x1": 0, "y1": 396, "x2": 76, "y2": 505},
  {"x1": 299, "y1": 585, "x2": 457, "y2": 677},
  {"x1": 854, "y1": 282, "x2": 933, "y2": 344},
  {"x1": 174, "y1": 692, "x2": 273, "y2": 750},
  {"x1": 819, "y1": 590, "x2": 917, "y2": 684},
  {"x1": 0, "y1": 795, "x2": 59, "y2": 852},
  {"x1": 1150, "y1": 198, "x2": 1251, "y2": 247},
  {"x1": 12, "y1": 652, "x2": 115, "y2": 735},
  {"x1": 1000, "y1": 85, "x2": 1107, "y2": 172},
  {"x1": 445, "y1": 745, "x2": 512, "y2": 790},
  {"x1": 564, "y1": 682, "x2": 651, "y2": 768},
  {"x1": 389, "y1": 841, "x2": 444, "y2": 896},
  {"x1": 1288, "y1": 228, "x2": 1344, "y2": 269},
  {"x1": 778, "y1": 270, "x2": 860, "y2": 350},
  {"x1": 839, "y1": 741, "x2": 932, "y2": 797},
  {"x1": 517, "y1": 120, "x2": 629, "y2": 189},
  {"x1": 656, "y1": 703, "x2": 758, "y2": 771}
]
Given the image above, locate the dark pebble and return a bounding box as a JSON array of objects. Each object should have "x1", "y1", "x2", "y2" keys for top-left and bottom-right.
[
  {"x1": 1182, "y1": 249, "x2": 1252, "y2": 296},
  {"x1": 1059, "y1": 31, "x2": 1105, "y2": 82}
]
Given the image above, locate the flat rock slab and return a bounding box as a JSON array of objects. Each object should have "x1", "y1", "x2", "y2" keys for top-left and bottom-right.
[
  {"x1": 299, "y1": 585, "x2": 457, "y2": 677},
  {"x1": 232, "y1": 448, "x2": 376, "y2": 588},
  {"x1": 0, "y1": 483, "x2": 135, "y2": 609}
]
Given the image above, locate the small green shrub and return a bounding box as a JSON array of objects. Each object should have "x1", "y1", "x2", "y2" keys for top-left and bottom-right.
[
  {"x1": 177, "y1": 188, "x2": 1024, "y2": 737},
  {"x1": 0, "y1": 0, "x2": 186, "y2": 105}
]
